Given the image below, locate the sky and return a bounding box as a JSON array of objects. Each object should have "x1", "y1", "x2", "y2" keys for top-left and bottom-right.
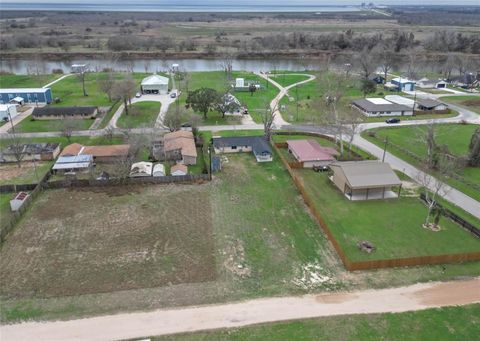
[{"x1": 3, "y1": 0, "x2": 480, "y2": 5}]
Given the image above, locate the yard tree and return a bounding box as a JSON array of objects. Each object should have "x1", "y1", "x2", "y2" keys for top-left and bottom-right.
[
  {"x1": 219, "y1": 53, "x2": 234, "y2": 81},
  {"x1": 376, "y1": 42, "x2": 395, "y2": 82},
  {"x1": 442, "y1": 53, "x2": 456, "y2": 80},
  {"x1": 98, "y1": 72, "x2": 116, "y2": 102},
  {"x1": 262, "y1": 102, "x2": 276, "y2": 142},
  {"x1": 343, "y1": 107, "x2": 365, "y2": 156},
  {"x1": 186, "y1": 88, "x2": 221, "y2": 119},
  {"x1": 468, "y1": 128, "x2": 480, "y2": 167},
  {"x1": 162, "y1": 109, "x2": 182, "y2": 132},
  {"x1": 113, "y1": 75, "x2": 137, "y2": 115},
  {"x1": 356, "y1": 47, "x2": 376, "y2": 81},
  {"x1": 406, "y1": 47, "x2": 424, "y2": 80},
  {"x1": 360, "y1": 79, "x2": 377, "y2": 97},
  {"x1": 6, "y1": 134, "x2": 25, "y2": 168},
  {"x1": 60, "y1": 117, "x2": 80, "y2": 143},
  {"x1": 248, "y1": 83, "x2": 257, "y2": 96},
  {"x1": 217, "y1": 92, "x2": 241, "y2": 118},
  {"x1": 77, "y1": 70, "x2": 88, "y2": 97}
]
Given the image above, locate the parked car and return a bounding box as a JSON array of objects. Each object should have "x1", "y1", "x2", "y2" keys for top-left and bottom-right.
[
  {"x1": 385, "y1": 118, "x2": 400, "y2": 124},
  {"x1": 170, "y1": 92, "x2": 177, "y2": 98},
  {"x1": 135, "y1": 92, "x2": 142, "y2": 98},
  {"x1": 180, "y1": 122, "x2": 191, "y2": 128},
  {"x1": 313, "y1": 165, "x2": 330, "y2": 172}
]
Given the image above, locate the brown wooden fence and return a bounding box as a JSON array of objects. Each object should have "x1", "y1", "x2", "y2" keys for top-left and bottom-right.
[{"x1": 273, "y1": 142, "x2": 480, "y2": 271}]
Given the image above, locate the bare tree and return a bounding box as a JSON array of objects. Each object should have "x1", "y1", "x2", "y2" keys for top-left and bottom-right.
[
  {"x1": 61, "y1": 117, "x2": 80, "y2": 143},
  {"x1": 376, "y1": 42, "x2": 395, "y2": 82},
  {"x1": 163, "y1": 109, "x2": 183, "y2": 132},
  {"x1": 6, "y1": 135, "x2": 25, "y2": 168},
  {"x1": 442, "y1": 53, "x2": 456, "y2": 80},
  {"x1": 406, "y1": 47, "x2": 424, "y2": 80},
  {"x1": 98, "y1": 72, "x2": 115, "y2": 102},
  {"x1": 343, "y1": 107, "x2": 365, "y2": 156},
  {"x1": 356, "y1": 47, "x2": 376, "y2": 81},
  {"x1": 77, "y1": 70, "x2": 88, "y2": 97},
  {"x1": 113, "y1": 75, "x2": 136, "y2": 115},
  {"x1": 262, "y1": 102, "x2": 277, "y2": 141},
  {"x1": 219, "y1": 53, "x2": 235, "y2": 81}
]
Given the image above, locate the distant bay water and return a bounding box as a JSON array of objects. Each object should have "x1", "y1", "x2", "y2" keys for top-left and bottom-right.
[{"x1": 0, "y1": 2, "x2": 362, "y2": 13}]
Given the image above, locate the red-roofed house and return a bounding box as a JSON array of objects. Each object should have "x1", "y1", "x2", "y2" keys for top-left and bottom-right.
[{"x1": 287, "y1": 139, "x2": 339, "y2": 168}]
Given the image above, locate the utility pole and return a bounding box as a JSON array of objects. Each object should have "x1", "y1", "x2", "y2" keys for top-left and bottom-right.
[
  {"x1": 295, "y1": 84, "x2": 299, "y2": 122},
  {"x1": 411, "y1": 91, "x2": 417, "y2": 116},
  {"x1": 382, "y1": 136, "x2": 389, "y2": 162}
]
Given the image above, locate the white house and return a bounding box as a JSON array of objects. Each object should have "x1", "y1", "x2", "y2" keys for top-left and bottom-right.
[
  {"x1": 351, "y1": 98, "x2": 413, "y2": 117},
  {"x1": 141, "y1": 74, "x2": 169, "y2": 95},
  {"x1": 152, "y1": 163, "x2": 165, "y2": 177},
  {"x1": 0, "y1": 104, "x2": 18, "y2": 121}
]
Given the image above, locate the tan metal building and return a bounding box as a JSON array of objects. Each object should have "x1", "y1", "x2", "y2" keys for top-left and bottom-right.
[{"x1": 330, "y1": 161, "x2": 402, "y2": 201}]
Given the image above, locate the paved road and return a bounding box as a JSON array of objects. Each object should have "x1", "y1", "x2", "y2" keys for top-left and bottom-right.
[
  {"x1": 2, "y1": 278, "x2": 479, "y2": 341},
  {"x1": 42, "y1": 74, "x2": 73, "y2": 89}
]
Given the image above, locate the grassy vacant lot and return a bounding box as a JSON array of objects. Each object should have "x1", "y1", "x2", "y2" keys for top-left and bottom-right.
[
  {"x1": 440, "y1": 96, "x2": 480, "y2": 114},
  {"x1": 0, "y1": 161, "x2": 53, "y2": 185},
  {"x1": 172, "y1": 71, "x2": 278, "y2": 125},
  {"x1": 0, "y1": 74, "x2": 60, "y2": 88},
  {"x1": 295, "y1": 169, "x2": 480, "y2": 261},
  {"x1": 117, "y1": 101, "x2": 160, "y2": 128},
  {"x1": 14, "y1": 117, "x2": 94, "y2": 133},
  {"x1": 156, "y1": 304, "x2": 480, "y2": 341},
  {"x1": 49, "y1": 72, "x2": 148, "y2": 107},
  {"x1": 362, "y1": 124, "x2": 480, "y2": 202}
]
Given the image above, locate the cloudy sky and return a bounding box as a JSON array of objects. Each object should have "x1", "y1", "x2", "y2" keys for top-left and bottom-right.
[{"x1": 3, "y1": 0, "x2": 480, "y2": 4}]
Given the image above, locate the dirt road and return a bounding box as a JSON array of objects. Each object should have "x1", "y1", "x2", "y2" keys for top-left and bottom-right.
[{"x1": 2, "y1": 278, "x2": 479, "y2": 341}]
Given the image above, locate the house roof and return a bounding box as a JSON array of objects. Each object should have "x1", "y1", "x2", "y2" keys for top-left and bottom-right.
[
  {"x1": 212, "y1": 136, "x2": 272, "y2": 155},
  {"x1": 33, "y1": 106, "x2": 97, "y2": 117},
  {"x1": 330, "y1": 161, "x2": 401, "y2": 189},
  {"x1": 53, "y1": 154, "x2": 92, "y2": 170},
  {"x1": 141, "y1": 74, "x2": 169, "y2": 86},
  {"x1": 384, "y1": 95, "x2": 415, "y2": 107},
  {"x1": 416, "y1": 99, "x2": 446, "y2": 109},
  {"x1": 0, "y1": 104, "x2": 16, "y2": 111},
  {"x1": 287, "y1": 139, "x2": 338, "y2": 162},
  {"x1": 12, "y1": 192, "x2": 29, "y2": 202},
  {"x1": 61, "y1": 143, "x2": 130, "y2": 158},
  {"x1": 11, "y1": 97, "x2": 24, "y2": 102},
  {"x1": 352, "y1": 98, "x2": 412, "y2": 112},
  {"x1": 164, "y1": 130, "x2": 197, "y2": 158},
  {"x1": 171, "y1": 164, "x2": 188, "y2": 174},
  {"x1": 0, "y1": 88, "x2": 50, "y2": 93}
]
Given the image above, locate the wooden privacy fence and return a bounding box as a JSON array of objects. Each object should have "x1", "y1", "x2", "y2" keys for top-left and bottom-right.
[
  {"x1": 273, "y1": 142, "x2": 480, "y2": 271},
  {"x1": 44, "y1": 174, "x2": 210, "y2": 190}
]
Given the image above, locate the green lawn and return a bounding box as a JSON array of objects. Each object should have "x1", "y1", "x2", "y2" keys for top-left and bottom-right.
[
  {"x1": 116, "y1": 101, "x2": 160, "y2": 128},
  {"x1": 362, "y1": 124, "x2": 480, "y2": 202},
  {"x1": 0, "y1": 74, "x2": 60, "y2": 88},
  {"x1": 295, "y1": 170, "x2": 480, "y2": 261},
  {"x1": 269, "y1": 73, "x2": 311, "y2": 88},
  {"x1": 155, "y1": 304, "x2": 480, "y2": 341},
  {"x1": 171, "y1": 71, "x2": 279, "y2": 125},
  {"x1": 440, "y1": 96, "x2": 480, "y2": 114},
  {"x1": 14, "y1": 118, "x2": 94, "y2": 133},
  {"x1": 49, "y1": 72, "x2": 149, "y2": 107}
]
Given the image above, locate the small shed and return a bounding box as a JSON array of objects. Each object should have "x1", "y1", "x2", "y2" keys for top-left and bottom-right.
[
  {"x1": 391, "y1": 78, "x2": 416, "y2": 92},
  {"x1": 10, "y1": 96, "x2": 24, "y2": 105},
  {"x1": 152, "y1": 163, "x2": 165, "y2": 177},
  {"x1": 141, "y1": 74, "x2": 169, "y2": 95},
  {"x1": 10, "y1": 192, "x2": 29, "y2": 212},
  {"x1": 171, "y1": 164, "x2": 188, "y2": 176}
]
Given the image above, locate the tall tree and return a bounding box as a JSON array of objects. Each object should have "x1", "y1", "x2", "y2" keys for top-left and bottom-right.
[
  {"x1": 98, "y1": 72, "x2": 115, "y2": 102},
  {"x1": 468, "y1": 128, "x2": 480, "y2": 167},
  {"x1": 113, "y1": 75, "x2": 136, "y2": 115},
  {"x1": 356, "y1": 47, "x2": 376, "y2": 81},
  {"x1": 186, "y1": 88, "x2": 221, "y2": 119},
  {"x1": 376, "y1": 42, "x2": 395, "y2": 82}
]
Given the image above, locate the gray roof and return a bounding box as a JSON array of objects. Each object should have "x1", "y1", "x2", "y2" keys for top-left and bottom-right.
[
  {"x1": 416, "y1": 99, "x2": 446, "y2": 109},
  {"x1": 213, "y1": 136, "x2": 272, "y2": 155},
  {"x1": 352, "y1": 99, "x2": 412, "y2": 113},
  {"x1": 330, "y1": 161, "x2": 401, "y2": 189},
  {"x1": 2, "y1": 143, "x2": 59, "y2": 156},
  {"x1": 33, "y1": 106, "x2": 97, "y2": 117}
]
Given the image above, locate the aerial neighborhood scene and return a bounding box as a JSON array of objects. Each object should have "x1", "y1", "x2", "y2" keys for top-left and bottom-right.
[{"x1": 1, "y1": 0, "x2": 480, "y2": 340}]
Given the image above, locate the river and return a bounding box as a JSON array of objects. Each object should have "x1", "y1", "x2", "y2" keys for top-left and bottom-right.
[{"x1": 0, "y1": 58, "x2": 330, "y2": 75}]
